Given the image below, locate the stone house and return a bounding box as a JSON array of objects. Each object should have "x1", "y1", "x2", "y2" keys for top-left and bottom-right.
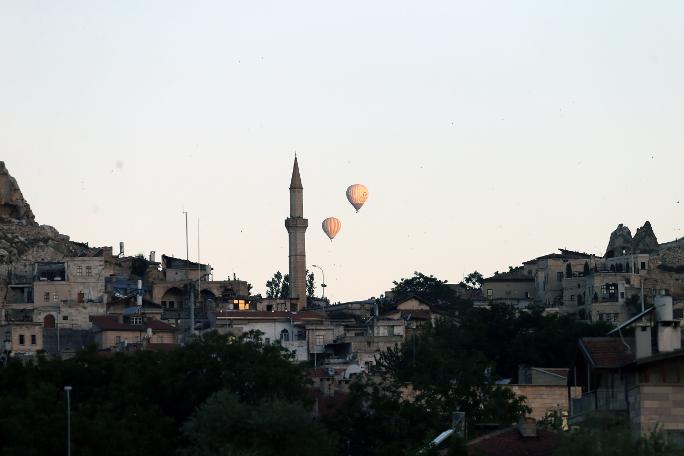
[{"x1": 1, "y1": 321, "x2": 43, "y2": 358}]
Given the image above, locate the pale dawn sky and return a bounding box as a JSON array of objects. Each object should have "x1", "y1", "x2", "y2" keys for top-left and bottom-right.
[{"x1": 1, "y1": 1, "x2": 683, "y2": 302}]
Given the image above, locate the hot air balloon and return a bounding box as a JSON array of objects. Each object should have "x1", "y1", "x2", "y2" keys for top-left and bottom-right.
[
  {"x1": 322, "y1": 217, "x2": 342, "y2": 241},
  {"x1": 346, "y1": 184, "x2": 369, "y2": 212}
]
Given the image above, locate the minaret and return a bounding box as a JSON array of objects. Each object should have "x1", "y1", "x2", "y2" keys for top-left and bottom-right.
[{"x1": 285, "y1": 156, "x2": 308, "y2": 311}]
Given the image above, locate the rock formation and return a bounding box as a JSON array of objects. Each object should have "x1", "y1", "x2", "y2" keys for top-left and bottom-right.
[
  {"x1": 0, "y1": 161, "x2": 36, "y2": 225},
  {"x1": 0, "y1": 162, "x2": 98, "y2": 265},
  {"x1": 605, "y1": 224, "x2": 633, "y2": 258},
  {"x1": 632, "y1": 221, "x2": 659, "y2": 254}
]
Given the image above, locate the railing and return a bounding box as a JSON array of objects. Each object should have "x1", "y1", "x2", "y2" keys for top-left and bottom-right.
[{"x1": 571, "y1": 389, "x2": 627, "y2": 417}]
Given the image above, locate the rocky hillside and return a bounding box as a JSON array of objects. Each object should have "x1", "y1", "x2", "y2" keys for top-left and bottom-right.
[{"x1": 0, "y1": 162, "x2": 99, "y2": 265}]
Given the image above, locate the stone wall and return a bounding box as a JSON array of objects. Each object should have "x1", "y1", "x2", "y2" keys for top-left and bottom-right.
[
  {"x1": 634, "y1": 385, "x2": 684, "y2": 434},
  {"x1": 508, "y1": 385, "x2": 582, "y2": 421}
]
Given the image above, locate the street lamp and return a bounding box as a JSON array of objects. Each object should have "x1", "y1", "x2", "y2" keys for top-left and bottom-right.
[
  {"x1": 311, "y1": 264, "x2": 327, "y2": 300},
  {"x1": 64, "y1": 386, "x2": 72, "y2": 456}
]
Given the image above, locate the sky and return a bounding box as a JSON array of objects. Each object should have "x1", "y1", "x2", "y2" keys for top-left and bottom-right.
[{"x1": 1, "y1": 1, "x2": 683, "y2": 302}]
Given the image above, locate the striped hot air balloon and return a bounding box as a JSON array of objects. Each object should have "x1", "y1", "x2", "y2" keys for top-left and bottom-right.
[
  {"x1": 322, "y1": 217, "x2": 342, "y2": 241},
  {"x1": 346, "y1": 184, "x2": 369, "y2": 212}
]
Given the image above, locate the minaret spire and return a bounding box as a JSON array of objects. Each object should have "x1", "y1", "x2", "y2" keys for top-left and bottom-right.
[{"x1": 285, "y1": 155, "x2": 308, "y2": 311}]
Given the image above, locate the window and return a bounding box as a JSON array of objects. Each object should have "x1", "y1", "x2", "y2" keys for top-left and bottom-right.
[
  {"x1": 62, "y1": 315, "x2": 68, "y2": 321},
  {"x1": 315, "y1": 334, "x2": 324, "y2": 347},
  {"x1": 556, "y1": 272, "x2": 563, "y2": 282},
  {"x1": 387, "y1": 326, "x2": 395, "y2": 337},
  {"x1": 524, "y1": 291, "x2": 530, "y2": 298},
  {"x1": 486, "y1": 289, "x2": 493, "y2": 297},
  {"x1": 31, "y1": 335, "x2": 36, "y2": 345},
  {"x1": 168, "y1": 301, "x2": 175, "y2": 309},
  {"x1": 280, "y1": 329, "x2": 290, "y2": 342},
  {"x1": 19, "y1": 335, "x2": 25, "y2": 345},
  {"x1": 76, "y1": 266, "x2": 83, "y2": 276},
  {"x1": 85, "y1": 266, "x2": 92, "y2": 277},
  {"x1": 570, "y1": 295, "x2": 575, "y2": 301},
  {"x1": 44, "y1": 292, "x2": 50, "y2": 302},
  {"x1": 115, "y1": 336, "x2": 121, "y2": 344},
  {"x1": 578, "y1": 283, "x2": 581, "y2": 289},
  {"x1": 131, "y1": 316, "x2": 143, "y2": 325},
  {"x1": 641, "y1": 262, "x2": 646, "y2": 270},
  {"x1": 265, "y1": 338, "x2": 271, "y2": 345},
  {"x1": 620, "y1": 292, "x2": 625, "y2": 299},
  {"x1": 53, "y1": 293, "x2": 59, "y2": 302}
]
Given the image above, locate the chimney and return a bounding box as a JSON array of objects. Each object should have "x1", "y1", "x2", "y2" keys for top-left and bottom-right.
[
  {"x1": 655, "y1": 291, "x2": 681, "y2": 353},
  {"x1": 119, "y1": 242, "x2": 125, "y2": 257},
  {"x1": 149, "y1": 251, "x2": 156, "y2": 263},
  {"x1": 635, "y1": 322, "x2": 652, "y2": 359}
]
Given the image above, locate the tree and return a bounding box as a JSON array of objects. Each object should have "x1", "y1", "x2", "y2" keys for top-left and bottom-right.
[
  {"x1": 306, "y1": 271, "x2": 315, "y2": 298},
  {"x1": 265, "y1": 271, "x2": 290, "y2": 298},
  {"x1": 182, "y1": 391, "x2": 333, "y2": 456},
  {"x1": 554, "y1": 413, "x2": 683, "y2": 456},
  {"x1": 461, "y1": 271, "x2": 484, "y2": 290},
  {"x1": 131, "y1": 254, "x2": 150, "y2": 278},
  {"x1": 392, "y1": 272, "x2": 459, "y2": 306}
]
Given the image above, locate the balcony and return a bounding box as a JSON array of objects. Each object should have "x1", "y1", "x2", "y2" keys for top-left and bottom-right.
[{"x1": 571, "y1": 389, "x2": 627, "y2": 418}]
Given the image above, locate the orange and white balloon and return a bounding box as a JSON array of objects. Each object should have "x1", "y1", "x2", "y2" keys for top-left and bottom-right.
[
  {"x1": 346, "y1": 184, "x2": 369, "y2": 212},
  {"x1": 322, "y1": 217, "x2": 342, "y2": 241}
]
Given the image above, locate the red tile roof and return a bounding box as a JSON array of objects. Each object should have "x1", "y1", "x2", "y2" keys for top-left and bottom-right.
[
  {"x1": 579, "y1": 337, "x2": 635, "y2": 369},
  {"x1": 467, "y1": 427, "x2": 557, "y2": 456},
  {"x1": 90, "y1": 316, "x2": 176, "y2": 332}
]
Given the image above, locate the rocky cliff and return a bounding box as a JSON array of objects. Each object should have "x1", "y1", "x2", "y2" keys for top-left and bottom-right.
[
  {"x1": 632, "y1": 221, "x2": 659, "y2": 254},
  {"x1": 0, "y1": 161, "x2": 36, "y2": 225},
  {"x1": 605, "y1": 224, "x2": 633, "y2": 257}
]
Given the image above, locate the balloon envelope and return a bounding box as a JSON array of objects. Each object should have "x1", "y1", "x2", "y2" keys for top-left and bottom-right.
[
  {"x1": 322, "y1": 217, "x2": 342, "y2": 241},
  {"x1": 346, "y1": 184, "x2": 369, "y2": 212}
]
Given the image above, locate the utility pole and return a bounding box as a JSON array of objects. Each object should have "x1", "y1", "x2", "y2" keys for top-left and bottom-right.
[
  {"x1": 64, "y1": 386, "x2": 72, "y2": 456},
  {"x1": 312, "y1": 264, "x2": 326, "y2": 300}
]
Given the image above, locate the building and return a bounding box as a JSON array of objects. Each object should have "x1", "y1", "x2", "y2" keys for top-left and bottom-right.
[
  {"x1": 285, "y1": 156, "x2": 308, "y2": 311},
  {"x1": 1, "y1": 321, "x2": 43, "y2": 358},
  {"x1": 482, "y1": 270, "x2": 536, "y2": 309},
  {"x1": 91, "y1": 314, "x2": 178, "y2": 351},
  {"x1": 509, "y1": 366, "x2": 581, "y2": 421},
  {"x1": 214, "y1": 310, "x2": 329, "y2": 362},
  {"x1": 568, "y1": 292, "x2": 684, "y2": 442}
]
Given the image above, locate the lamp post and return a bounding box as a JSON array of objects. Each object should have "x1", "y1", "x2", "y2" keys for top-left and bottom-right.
[
  {"x1": 311, "y1": 264, "x2": 326, "y2": 299},
  {"x1": 64, "y1": 386, "x2": 72, "y2": 456}
]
